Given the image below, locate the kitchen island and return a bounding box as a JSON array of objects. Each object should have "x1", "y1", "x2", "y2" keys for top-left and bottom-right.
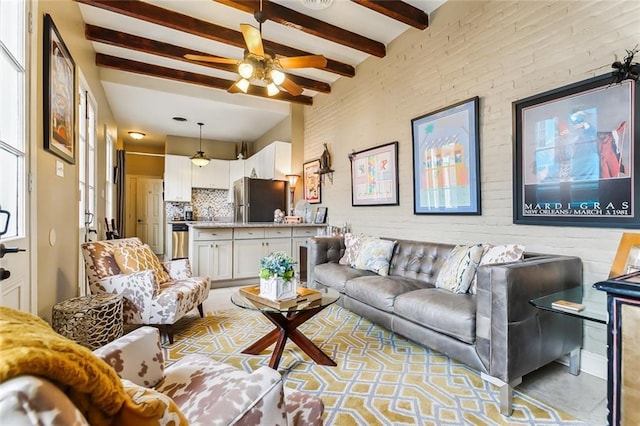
[{"x1": 187, "y1": 222, "x2": 324, "y2": 288}]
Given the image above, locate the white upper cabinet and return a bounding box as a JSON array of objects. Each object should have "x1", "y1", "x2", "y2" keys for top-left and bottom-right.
[
  {"x1": 228, "y1": 159, "x2": 245, "y2": 202},
  {"x1": 164, "y1": 154, "x2": 192, "y2": 202},
  {"x1": 192, "y1": 159, "x2": 230, "y2": 189},
  {"x1": 255, "y1": 141, "x2": 291, "y2": 180}
]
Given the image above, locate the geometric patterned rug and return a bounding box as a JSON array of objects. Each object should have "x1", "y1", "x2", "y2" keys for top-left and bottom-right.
[{"x1": 165, "y1": 305, "x2": 586, "y2": 425}]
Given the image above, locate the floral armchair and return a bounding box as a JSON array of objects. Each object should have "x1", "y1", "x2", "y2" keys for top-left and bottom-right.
[{"x1": 81, "y1": 237, "x2": 209, "y2": 343}]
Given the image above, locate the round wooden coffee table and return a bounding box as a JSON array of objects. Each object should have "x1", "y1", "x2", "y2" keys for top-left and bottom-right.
[{"x1": 231, "y1": 287, "x2": 340, "y2": 369}]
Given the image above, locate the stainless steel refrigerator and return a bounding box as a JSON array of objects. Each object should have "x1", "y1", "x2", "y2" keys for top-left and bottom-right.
[{"x1": 233, "y1": 178, "x2": 287, "y2": 223}]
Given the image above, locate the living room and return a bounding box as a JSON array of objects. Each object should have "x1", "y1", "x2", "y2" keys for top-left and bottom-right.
[{"x1": 1, "y1": 0, "x2": 639, "y2": 424}]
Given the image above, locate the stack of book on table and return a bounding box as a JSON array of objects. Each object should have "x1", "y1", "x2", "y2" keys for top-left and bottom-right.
[{"x1": 240, "y1": 285, "x2": 322, "y2": 309}]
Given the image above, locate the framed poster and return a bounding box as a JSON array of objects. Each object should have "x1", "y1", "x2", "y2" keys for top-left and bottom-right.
[
  {"x1": 513, "y1": 74, "x2": 639, "y2": 228},
  {"x1": 303, "y1": 159, "x2": 321, "y2": 204},
  {"x1": 411, "y1": 97, "x2": 481, "y2": 214},
  {"x1": 43, "y1": 14, "x2": 76, "y2": 164},
  {"x1": 349, "y1": 141, "x2": 399, "y2": 206},
  {"x1": 314, "y1": 207, "x2": 327, "y2": 224}
]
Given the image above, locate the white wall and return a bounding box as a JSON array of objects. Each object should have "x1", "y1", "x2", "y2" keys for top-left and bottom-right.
[{"x1": 304, "y1": 0, "x2": 640, "y2": 359}]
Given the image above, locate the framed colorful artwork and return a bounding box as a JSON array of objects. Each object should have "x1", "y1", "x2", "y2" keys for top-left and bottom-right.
[
  {"x1": 43, "y1": 14, "x2": 76, "y2": 164},
  {"x1": 411, "y1": 97, "x2": 481, "y2": 214},
  {"x1": 303, "y1": 159, "x2": 321, "y2": 204},
  {"x1": 349, "y1": 141, "x2": 399, "y2": 206},
  {"x1": 513, "y1": 74, "x2": 639, "y2": 228}
]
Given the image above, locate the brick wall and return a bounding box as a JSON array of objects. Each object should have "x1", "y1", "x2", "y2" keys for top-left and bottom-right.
[{"x1": 304, "y1": 0, "x2": 640, "y2": 359}]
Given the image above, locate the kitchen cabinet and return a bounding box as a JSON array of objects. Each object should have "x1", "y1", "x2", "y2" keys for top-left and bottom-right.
[
  {"x1": 190, "y1": 228, "x2": 233, "y2": 282},
  {"x1": 192, "y1": 159, "x2": 230, "y2": 189},
  {"x1": 228, "y1": 159, "x2": 245, "y2": 202},
  {"x1": 255, "y1": 141, "x2": 291, "y2": 180},
  {"x1": 164, "y1": 155, "x2": 192, "y2": 202},
  {"x1": 232, "y1": 227, "x2": 292, "y2": 279}
]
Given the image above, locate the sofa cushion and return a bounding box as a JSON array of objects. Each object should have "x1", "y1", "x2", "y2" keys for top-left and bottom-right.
[
  {"x1": 468, "y1": 244, "x2": 525, "y2": 294},
  {"x1": 120, "y1": 379, "x2": 188, "y2": 425},
  {"x1": 339, "y1": 233, "x2": 363, "y2": 265},
  {"x1": 114, "y1": 244, "x2": 171, "y2": 285},
  {"x1": 313, "y1": 263, "x2": 375, "y2": 293},
  {"x1": 394, "y1": 288, "x2": 476, "y2": 344},
  {"x1": 345, "y1": 275, "x2": 432, "y2": 312},
  {"x1": 352, "y1": 238, "x2": 396, "y2": 276},
  {"x1": 435, "y1": 244, "x2": 484, "y2": 293}
]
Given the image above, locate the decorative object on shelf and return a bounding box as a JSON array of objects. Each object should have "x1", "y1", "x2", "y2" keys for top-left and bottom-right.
[
  {"x1": 313, "y1": 207, "x2": 328, "y2": 224},
  {"x1": 274, "y1": 208, "x2": 284, "y2": 223},
  {"x1": 190, "y1": 122, "x2": 210, "y2": 167},
  {"x1": 259, "y1": 251, "x2": 297, "y2": 301},
  {"x1": 610, "y1": 46, "x2": 639, "y2": 84},
  {"x1": 285, "y1": 173, "x2": 301, "y2": 217},
  {"x1": 411, "y1": 97, "x2": 481, "y2": 215},
  {"x1": 183, "y1": 0, "x2": 326, "y2": 97},
  {"x1": 513, "y1": 73, "x2": 639, "y2": 228},
  {"x1": 128, "y1": 131, "x2": 145, "y2": 140},
  {"x1": 318, "y1": 143, "x2": 335, "y2": 184},
  {"x1": 609, "y1": 232, "x2": 640, "y2": 278},
  {"x1": 43, "y1": 14, "x2": 76, "y2": 164},
  {"x1": 349, "y1": 141, "x2": 399, "y2": 206},
  {"x1": 303, "y1": 159, "x2": 321, "y2": 204}
]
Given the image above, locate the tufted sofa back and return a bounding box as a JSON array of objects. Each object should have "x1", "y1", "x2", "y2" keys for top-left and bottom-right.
[{"x1": 384, "y1": 238, "x2": 455, "y2": 285}]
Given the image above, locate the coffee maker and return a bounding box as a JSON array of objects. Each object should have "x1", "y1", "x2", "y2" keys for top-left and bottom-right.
[{"x1": 184, "y1": 205, "x2": 193, "y2": 221}]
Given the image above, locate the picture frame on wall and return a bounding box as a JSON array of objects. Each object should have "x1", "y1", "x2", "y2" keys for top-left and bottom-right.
[
  {"x1": 43, "y1": 14, "x2": 76, "y2": 164},
  {"x1": 411, "y1": 97, "x2": 481, "y2": 215},
  {"x1": 303, "y1": 159, "x2": 321, "y2": 204},
  {"x1": 609, "y1": 233, "x2": 640, "y2": 278},
  {"x1": 513, "y1": 74, "x2": 639, "y2": 228},
  {"x1": 313, "y1": 207, "x2": 327, "y2": 224},
  {"x1": 349, "y1": 141, "x2": 399, "y2": 206}
]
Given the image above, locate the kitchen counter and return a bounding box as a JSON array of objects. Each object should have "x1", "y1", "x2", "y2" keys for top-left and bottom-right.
[{"x1": 187, "y1": 221, "x2": 322, "y2": 229}]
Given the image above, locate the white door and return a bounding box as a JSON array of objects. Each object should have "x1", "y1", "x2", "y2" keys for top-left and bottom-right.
[
  {"x1": 136, "y1": 178, "x2": 164, "y2": 254},
  {"x1": 0, "y1": 0, "x2": 33, "y2": 312}
]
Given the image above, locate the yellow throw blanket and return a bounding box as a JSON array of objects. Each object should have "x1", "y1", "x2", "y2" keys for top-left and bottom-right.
[{"x1": 0, "y1": 307, "x2": 187, "y2": 425}]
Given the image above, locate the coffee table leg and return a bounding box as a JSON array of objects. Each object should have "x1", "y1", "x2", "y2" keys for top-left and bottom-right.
[{"x1": 242, "y1": 329, "x2": 279, "y2": 355}]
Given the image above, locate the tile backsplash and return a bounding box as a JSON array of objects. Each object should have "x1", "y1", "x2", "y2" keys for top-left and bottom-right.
[{"x1": 166, "y1": 188, "x2": 234, "y2": 221}]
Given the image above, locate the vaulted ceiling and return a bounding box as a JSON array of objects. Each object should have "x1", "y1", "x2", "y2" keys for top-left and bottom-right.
[{"x1": 76, "y1": 0, "x2": 445, "y2": 148}]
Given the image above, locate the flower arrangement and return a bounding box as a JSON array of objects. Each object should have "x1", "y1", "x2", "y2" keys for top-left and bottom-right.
[{"x1": 260, "y1": 251, "x2": 296, "y2": 281}]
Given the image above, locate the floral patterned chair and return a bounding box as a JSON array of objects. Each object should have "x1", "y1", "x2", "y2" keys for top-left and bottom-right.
[{"x1": 81, "y1": 237, "x2": 209, "y2": 343}]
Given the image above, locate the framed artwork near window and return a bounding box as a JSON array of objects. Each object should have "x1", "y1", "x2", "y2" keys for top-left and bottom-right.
[
  {"x1": 43, "y1": 14, "x2": 76, "y2": 164},
  {"x1": 513, "y1": 74, "x2": 639, "y2": 228},
  {"x1": 303, "y1": 159, "x2": 321, "y2": 204},
  {"x1": 349, "y1": 141, "x2": 399, "y2": 206},
  {"x1": 411, "y1": 97, "x2": 481, "y2": 214}
]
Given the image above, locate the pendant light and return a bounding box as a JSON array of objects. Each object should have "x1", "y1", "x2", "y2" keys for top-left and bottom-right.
[{"x1": 191, "y1": 122, "x2": 210, "y2": 167}]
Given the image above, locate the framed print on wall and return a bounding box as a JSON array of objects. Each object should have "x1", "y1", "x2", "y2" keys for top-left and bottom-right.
[
  {"x1": 610, "y1": 233, "x2": 640, "y2": 278},
  {"x1": 303, "y1": 159, "x2": 321, "y2": 204},
  {"x1": 513, "y1": 74, "x2": 639, "y2": 228},
  {"x1": 411, "y1": 97, "x2": 481, "y2": 214},
  {"x1": 349, "y1": 141, "x2": 399, "y2": 206},
  {"x1": 43, "y1": 14, "x2": 76, "y2": 164}
]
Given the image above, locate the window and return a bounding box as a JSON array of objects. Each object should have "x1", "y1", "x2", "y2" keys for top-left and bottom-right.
[
  {"x1": 105, "y1": 131, "x2": 114, "y2": 219},
  {"x1": 0, "y1": 0, "x2": 26, "y2": 240},
  {"x1": 78, "y1": 77, "x2": 97, "y2": 232}
]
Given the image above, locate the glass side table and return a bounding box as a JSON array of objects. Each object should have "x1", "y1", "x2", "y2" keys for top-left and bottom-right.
[{"x1": 529, "y1": 286, "x2": 607, "y2": 324}]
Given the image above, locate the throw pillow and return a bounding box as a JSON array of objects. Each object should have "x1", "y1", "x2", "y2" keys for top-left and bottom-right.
[
  {"x1": 435, "y1": 244, "x2": 484, "y2": 294},
  {"x1": 119, "y1": 379, "x2": 188, "y2": 425},
  {"x1": 352, "y1": 238, "x2": 396, "y2": 276},
  {"x1": 114, "y1": 244, "x2": 171, "y2": 284},
  {"x1": 339, "y1": 233, "x2": 361, "y2": 265},
  {"x1": 468, "y1": 244, "x2": 525, "y2": 294}
]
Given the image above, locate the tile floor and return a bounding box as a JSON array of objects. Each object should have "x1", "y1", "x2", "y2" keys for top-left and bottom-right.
[{"x1": 204, "y1": 286, "x2": 608, "y2": 425}]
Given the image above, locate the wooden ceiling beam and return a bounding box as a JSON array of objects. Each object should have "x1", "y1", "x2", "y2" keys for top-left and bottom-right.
[
  {"x1": 95, "y1": 53, "x2": 313, "y2": 105},
  {"x1": 85, "y1": 25, "x2": 331, "y2": 94},
  {"x1": 76, "y1": 0, "x2": 354, "y2": 77},
  {"x1": 350, "y1": 0, "x2": 429, "y2": 30},
  {"x1": 214, "y1": 0, "x2": 386, "y2": 58}
]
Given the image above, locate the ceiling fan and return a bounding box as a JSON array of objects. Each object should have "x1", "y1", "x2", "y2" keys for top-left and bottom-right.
[{"x1": 185, "y1": 1, "x2": 327, "y2": 97}]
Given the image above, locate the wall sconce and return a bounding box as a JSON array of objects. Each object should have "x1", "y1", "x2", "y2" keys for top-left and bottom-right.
[
  {"x1": 318, "y1": 143, "x2": 334, "y2": 184},
  {"x1": 285, "y1": 174, "x2": 300, "y2": 216}
]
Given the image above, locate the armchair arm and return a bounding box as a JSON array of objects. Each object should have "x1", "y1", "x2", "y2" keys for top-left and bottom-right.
[
  {"x1": 98, "y1": 270, "x2": 156, "y2": 323},
  {"x1": 162, "y1": 258, "x2": 192, "y2": 281},
  {"x1": 307, "y1": 236, "x2": 345, "y2": 285},
  {"x1": 475, "y1": 254, "x2": 583, "y2": 382},
  {"x1": 93, "y1": 327, "x2": 165, "y2": 388}
]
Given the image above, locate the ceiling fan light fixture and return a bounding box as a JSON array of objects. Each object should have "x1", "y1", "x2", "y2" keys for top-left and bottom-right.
[
  {"x1": 238, "y1": 62, "x2": 254, "y2": 79},
  {"x1": 266, "y1": 81, "x2": 279, "y2": 96},
  {"x1": 236, "y1": 78, "x2": 251, "y2": 93},
  {"x1": 270, "y1": 69, "x2": 285, "y2": 85},
  {"x1": 191, "y1": 122, "x2": 210, "y2": 167}
]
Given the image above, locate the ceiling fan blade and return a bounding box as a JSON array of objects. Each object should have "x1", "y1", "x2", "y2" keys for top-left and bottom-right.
[
  {"x1": 185, "y1": 54, "x2": 238, "y2": 65},
  {"x1": 278, "y1": 55, "x2": 327, "y2": 69},
  {"x1": 280, "y1": 77, "x2": 304, "y2": 96},
  {"x1": 240, "y1": 24, "x2": 264, "y2": 57}
]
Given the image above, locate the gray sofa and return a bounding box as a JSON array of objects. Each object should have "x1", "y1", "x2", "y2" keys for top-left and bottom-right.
[{"x1": 307, "y1": 236, "x2": 583, "y2": 415}]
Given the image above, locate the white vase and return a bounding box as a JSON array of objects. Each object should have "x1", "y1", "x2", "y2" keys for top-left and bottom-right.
[{"x1": 259, "y1": 276, "x2": 297, "y2": 301}]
